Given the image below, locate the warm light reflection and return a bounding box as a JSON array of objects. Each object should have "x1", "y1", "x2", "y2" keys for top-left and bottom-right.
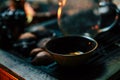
[
  {"x1": 0, "y1": 68, "x2": 18, "y2": 80},
  {"x1": 69, "y1": 51, "x2": 84, "y2": 55},
  {"x1": 91, "y1": 25, "x2": 99, "y2": 30}
]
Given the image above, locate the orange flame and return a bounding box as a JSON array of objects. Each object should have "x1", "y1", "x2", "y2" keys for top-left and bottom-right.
[
  {"x1": 57, "y1": 7, "x2": 62, "y2": 23},
  {"x1": 57, "y1": 0, "x2": 66, "y2": 25},
  {"x1": 24, "y1": 2, "x2": 36, "y2": 23}
]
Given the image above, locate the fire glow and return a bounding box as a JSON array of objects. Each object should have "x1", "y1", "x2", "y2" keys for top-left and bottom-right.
[{"x1": 57, "y1": 0, "x2": 66, "y2": 25}]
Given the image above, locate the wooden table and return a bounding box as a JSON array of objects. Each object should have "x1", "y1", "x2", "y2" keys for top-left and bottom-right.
[
  {"x1": 0, "y1": 50, "x2": 57, "y2": 80},
  {"x1": 0, "y1": 43, "x2": 120, "y2": 80}
]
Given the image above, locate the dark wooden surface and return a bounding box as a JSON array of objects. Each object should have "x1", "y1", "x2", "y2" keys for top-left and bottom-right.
[
  {"x1": 0, "y1": 30, "x2": 120, "y2": 80},
  {"x1": 0, "y1": 50, "x2": 57, "y2": 80}
]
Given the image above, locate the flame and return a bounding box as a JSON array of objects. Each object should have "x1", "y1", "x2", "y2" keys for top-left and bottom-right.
[
  {"x1": 57, "y1": 0, "x2": 66, "y2": 25},
  {"x1": 57, "y1": 7, "x2": 62, "y2": 24},
  {"x1": 62, "y1": 0, "x2": 67, "y2": 7},
  {"x1": 24, "y1": 2, "x2": 36, "y2": 23},
  {"x1": 57, "y1": 0, "x2": 67, "y2": 35}
]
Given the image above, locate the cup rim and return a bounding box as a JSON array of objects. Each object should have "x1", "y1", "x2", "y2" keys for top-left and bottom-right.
[{"x1": 45, "y1": 35, "x2": 98, "y2": 56}]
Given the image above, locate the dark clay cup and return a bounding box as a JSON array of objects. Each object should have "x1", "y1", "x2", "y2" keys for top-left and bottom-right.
[{"x1": 45, "y1": 36, "x2": 98, "y2": 67}]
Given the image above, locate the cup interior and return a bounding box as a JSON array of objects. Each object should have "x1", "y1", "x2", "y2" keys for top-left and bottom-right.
[{"x1": 45, "y1": 36, "x2": 98, "y2": 56}]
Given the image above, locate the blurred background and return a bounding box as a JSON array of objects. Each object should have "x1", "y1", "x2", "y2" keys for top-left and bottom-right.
[{"x1": 0, "y1": 1, "x2": 120, "y2": 80}]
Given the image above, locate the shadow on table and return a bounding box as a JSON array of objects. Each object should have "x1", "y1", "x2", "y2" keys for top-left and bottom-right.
[{"x1": 41, "y1": 61, "x2": 106, "y2": 80}]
